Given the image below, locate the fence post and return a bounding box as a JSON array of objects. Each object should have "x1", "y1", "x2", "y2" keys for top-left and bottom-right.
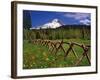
[{"x1": 75, "y1": 45, "x2": 90, "y2": 66}]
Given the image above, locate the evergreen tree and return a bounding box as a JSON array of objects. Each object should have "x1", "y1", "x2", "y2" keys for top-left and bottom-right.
[{"x1": 23, "y1": 11, "x2": 32, "y2": 30}]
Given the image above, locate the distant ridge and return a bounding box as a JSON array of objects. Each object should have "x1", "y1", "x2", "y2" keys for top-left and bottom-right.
[
  {"x1": 60, "y1": 24, "x2": 90, "y2": 28},
  {"x1": 30, "y1": 18, "x2": 64, "y2": 30},
  {"x1": 30, "y1": 19, "x2": 90, "y2": 30}
]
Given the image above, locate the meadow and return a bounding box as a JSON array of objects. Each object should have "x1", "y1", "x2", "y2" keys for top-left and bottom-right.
[
  {"x1": 23, "y1": 39, "x2": 90, "y2": 69},
  {"x1": 23, "y1": 25, "x2": 91, "y2": 69}
]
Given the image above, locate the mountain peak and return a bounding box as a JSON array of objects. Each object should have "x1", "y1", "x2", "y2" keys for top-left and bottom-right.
[
  {"x1": 41, "y1": 18, "x2": 63, "y2": 29},
  {"x1": 52, "y1": 18, "x2": 59, "y2": 22},
  {"x1": 30, "y1": 18, "x2": 64, "y2": 30}
]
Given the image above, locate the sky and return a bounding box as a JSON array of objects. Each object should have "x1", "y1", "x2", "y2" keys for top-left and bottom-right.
[{"x1": 23, "y1": 10, "x2": 91, "y2": 28}]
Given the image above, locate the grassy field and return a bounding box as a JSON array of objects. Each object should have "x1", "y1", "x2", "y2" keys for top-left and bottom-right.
[{"x1": 23, "y1": 39, "x2": 91, "y2": 69}]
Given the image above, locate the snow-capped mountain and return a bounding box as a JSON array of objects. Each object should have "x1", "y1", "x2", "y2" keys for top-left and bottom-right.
[
  {"x1": 30, "y1": 19, "x2": 64, "y2": 30},
  {"x1": 41, "y1": 19, "x2": 63, "y2": 29}
]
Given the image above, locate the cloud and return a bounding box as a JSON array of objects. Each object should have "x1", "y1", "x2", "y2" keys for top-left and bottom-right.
[
  {"x1": 64, "y1": 13, "x2": 90, "y2": 20},
  {"x1": 63, "y1": 13, "x2": 91, "y2": 25},
  {"x1": 79, "y1": 19, "x2": 91, "y2": 25}
]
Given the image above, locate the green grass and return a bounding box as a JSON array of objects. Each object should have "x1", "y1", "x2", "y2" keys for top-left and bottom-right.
[{"x1": 23, "y1": 39, "x2": 91, "y2": 69}]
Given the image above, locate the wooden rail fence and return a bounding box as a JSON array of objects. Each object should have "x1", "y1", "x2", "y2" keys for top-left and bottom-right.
[{"x1": 31, "y1": 39, "x2": 91, "y2": 66}]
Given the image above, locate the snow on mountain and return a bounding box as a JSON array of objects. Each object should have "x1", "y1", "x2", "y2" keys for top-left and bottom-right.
[
  {"x1": 30, "y1": 19, "x2": 64, "y2": 30},
  {"x1": 41, "y1": 19, "x2": 63, "y2": 29}
]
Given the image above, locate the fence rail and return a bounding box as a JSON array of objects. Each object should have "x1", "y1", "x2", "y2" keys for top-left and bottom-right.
[{"x1": 31, "y1": 39, "x2": 91, "y2": 66}]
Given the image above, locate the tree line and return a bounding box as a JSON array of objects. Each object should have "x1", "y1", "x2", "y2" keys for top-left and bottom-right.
[{"x1": 23, "y1": 25, "x2": 91, "y2": 40}]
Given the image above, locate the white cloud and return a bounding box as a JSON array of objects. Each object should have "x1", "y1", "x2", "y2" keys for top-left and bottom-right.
[
  {"x1": 64, "y1": 13, "x2": 91, "y2": 25},
  {"x1": 64, "y1": 13, "x2": 90, "y2": 20},
  {"x1": 79, "y1": 19, "x2": 91, "y2": 25}
]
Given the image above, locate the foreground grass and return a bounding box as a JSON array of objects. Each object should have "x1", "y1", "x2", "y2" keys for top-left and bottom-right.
[{"x1": 23, "y1": 39, "x2": 91, "y2": 69}]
